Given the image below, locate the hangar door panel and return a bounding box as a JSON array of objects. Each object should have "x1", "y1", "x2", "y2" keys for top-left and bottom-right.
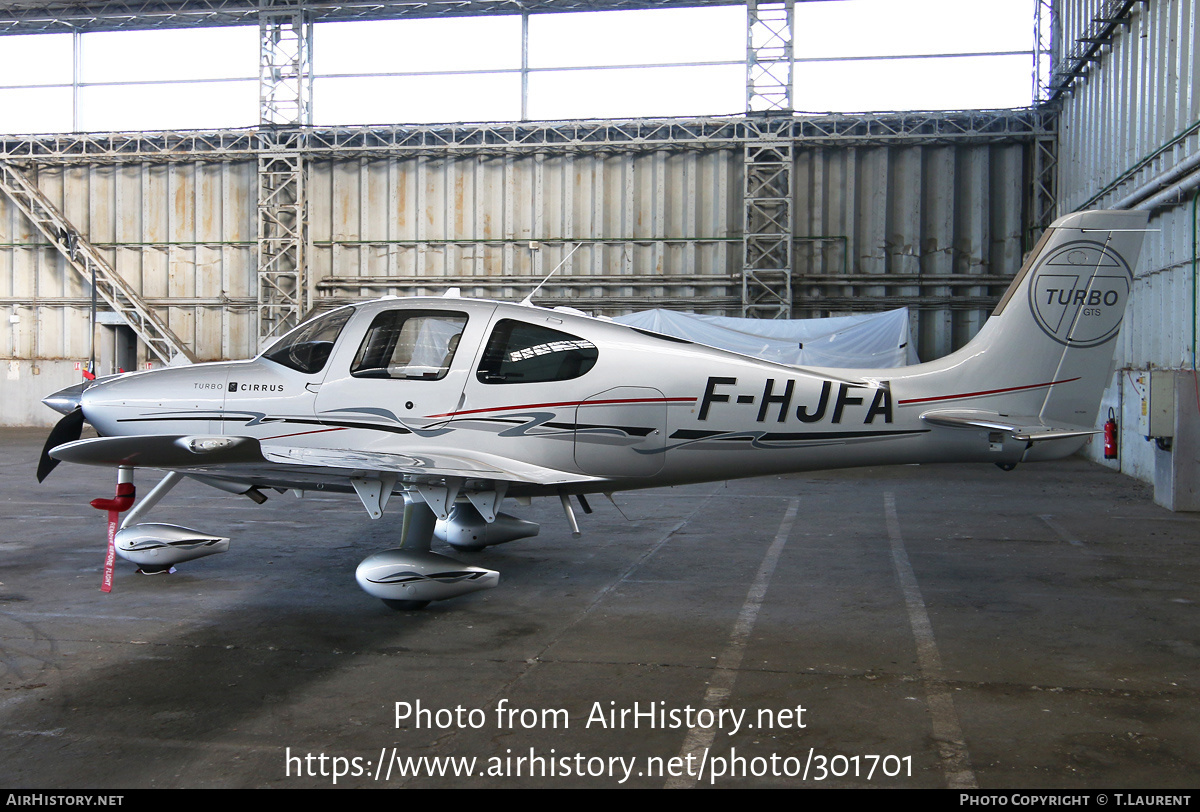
[{"x1": 573, "y1": 387, "x2": 666, "y2": 477}]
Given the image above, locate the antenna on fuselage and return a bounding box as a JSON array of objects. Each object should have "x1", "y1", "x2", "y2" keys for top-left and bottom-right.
[{"x1": 521, "y1": 243, "x2": 581, "y2": 306}]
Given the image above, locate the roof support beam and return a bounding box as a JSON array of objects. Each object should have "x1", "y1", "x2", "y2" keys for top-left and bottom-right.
[
  {"x1": 0, "y1": 1, "x2": 749, "y2": 34},
  {"x1": 742, "y1": 1, "x2": 795, "y2": 318},
  {"x1": 746, "y1": 0, "x2": 793, "y2": 114},
  {"x1": 256, "y1": 1, "x2": 312, "y2": 346},
  {"x1": 0, "y1": 111, "x2": 1059, "y2": 166}
]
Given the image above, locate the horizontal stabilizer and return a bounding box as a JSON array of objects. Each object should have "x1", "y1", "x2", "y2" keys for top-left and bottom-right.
[{"x1": 920, "y1": 410, "x2": 1099, "y2": 442}]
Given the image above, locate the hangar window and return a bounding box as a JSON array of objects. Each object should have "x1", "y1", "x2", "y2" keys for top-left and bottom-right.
[
  {"x1": 477, "y1": 319, "x2": 598, "y2": 384},
  {"x1": 351, "y1": 310, "x2": 468, "y2": 380},
  {"x1": 262, "y1": 307, "x2": 354, "y2": 375}
]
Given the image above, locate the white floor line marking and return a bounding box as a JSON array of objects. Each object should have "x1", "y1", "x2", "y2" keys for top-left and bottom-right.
[
  {"x1": 665, "y1": 497, "x2": 799, "y2": 789},
  {"x1": 401, "y1": 486, "x2": 725, "y2": 787},
  {"x1": 884, "y1": 492, "x2": 977, "y2": 789},
  {"x1": 1039, "y1": 514, "x2": 1085, "y2": 547}
]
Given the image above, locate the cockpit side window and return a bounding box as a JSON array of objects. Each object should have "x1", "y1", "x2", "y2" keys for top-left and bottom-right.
[
  {"x1": 351, "y1": 310, "x2": 468, "y2": 380},
  {"x1": 476, "y1": 319, "x2": 598, "y2": 384},
  {"x1": 261, "y1": 308, "x2": 353, "y2": 375}
]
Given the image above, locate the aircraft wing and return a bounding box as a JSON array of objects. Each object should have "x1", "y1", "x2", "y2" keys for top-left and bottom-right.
[
  {"x1": 919, "y1": 410, "x2": 1099, "y2": 442},
  {"x1": 48, "y1": 434, "x2": 600, "y2": 487},
  {"x1": 259, "y1": 444, "x2": 599, "y2": 485},
  {"x1": 49, "y1": 434, "x2": 265, "y2": 468}
]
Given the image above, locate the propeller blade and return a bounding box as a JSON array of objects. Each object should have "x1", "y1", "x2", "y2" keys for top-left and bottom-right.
[{"x1": 37, "y1": 407, "x2": 85, "y2": 483}]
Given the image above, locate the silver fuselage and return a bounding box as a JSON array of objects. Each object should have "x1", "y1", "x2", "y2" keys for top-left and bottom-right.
[{"x1": 64, "y1": 209, "x2": 1150, "y2": 498}]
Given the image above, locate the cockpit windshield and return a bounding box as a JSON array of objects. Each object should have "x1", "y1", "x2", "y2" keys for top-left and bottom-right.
[{"x1": 261, "y1": 308, "x2": 354, "y2": 374}]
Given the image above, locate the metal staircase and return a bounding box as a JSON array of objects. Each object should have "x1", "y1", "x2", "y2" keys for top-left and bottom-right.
[{"x1": 0, "y1": 160, "x2": 197, "y2": 364}]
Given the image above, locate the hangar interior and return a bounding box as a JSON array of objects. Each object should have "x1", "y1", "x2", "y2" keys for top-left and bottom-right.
[
  {"x1": 0, "y1": 0, "x2": 1196, "y2": 509},
  {"x1": 2, "y1": 1, "x2": 1200, "y2": 791}
]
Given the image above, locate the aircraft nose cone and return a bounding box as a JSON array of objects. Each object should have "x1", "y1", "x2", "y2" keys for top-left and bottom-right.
[
  {"x1": 42, "y1": 376, "x2": 113, "y2": 416},
  {"x1": 43, "y1": 381, "x2": 88, "y2": 415}
]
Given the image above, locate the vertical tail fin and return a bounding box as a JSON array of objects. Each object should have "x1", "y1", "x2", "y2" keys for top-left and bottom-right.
[{"x1": 915, "y1": 209, "x2": 1148, "y2": 430}]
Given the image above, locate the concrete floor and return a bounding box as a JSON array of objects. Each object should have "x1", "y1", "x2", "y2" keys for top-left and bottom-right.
[{"x1": 0, "y1": 427, "x2": 1197, "y2": 788}]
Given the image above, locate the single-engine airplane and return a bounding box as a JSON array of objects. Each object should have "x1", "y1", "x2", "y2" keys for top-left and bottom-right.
[{"x1": 37, "y1": 209, "x2": 1148, "y2": 609}]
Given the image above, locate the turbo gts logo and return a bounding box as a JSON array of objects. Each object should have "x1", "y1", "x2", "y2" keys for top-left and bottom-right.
[{"x1": 1029, "y1": 241, "x2": 1132, "y2": 348}]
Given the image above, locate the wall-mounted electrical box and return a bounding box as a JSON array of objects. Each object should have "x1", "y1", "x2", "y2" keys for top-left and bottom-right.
[{"x1": 1135, "y1": 370, "x2": 1175, "y2": 439}]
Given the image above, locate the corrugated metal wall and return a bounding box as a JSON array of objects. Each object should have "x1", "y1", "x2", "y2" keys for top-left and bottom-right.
[
  {"x1": 0, "y1": 138, "x2": 1033, "y2": 424},
  {"x1": 309, "y1": 151, "x2": 740, "y2": 309},
  {"x1": 0, "y1": 161, "x2": 257, "y2": 363},
  {"x1": 1059, "y1": 0, "x2": 1199, "y2": 218},
  {"x1": 793, "y1": 144, "x2": 1028, "y2": 358},
  {"x1": 311, "y1": 143, "x2": 1027, "y2": 364},
  {"x1": 1, "y1": 143, "x2": 1031, "y2": 365},
  {"x1": 1057, "y1": 0, "x2": 1199, "y2": 481}
]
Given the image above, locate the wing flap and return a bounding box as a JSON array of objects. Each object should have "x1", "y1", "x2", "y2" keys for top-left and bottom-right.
[
  {"x1": 920, "y1": 409, "x2": 1099, "y2": 442},
  {"x1": 263, "y1": 445, "x2": 600, "y2": 485}
]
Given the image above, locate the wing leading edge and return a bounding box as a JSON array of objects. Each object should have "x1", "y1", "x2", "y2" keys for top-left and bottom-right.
[{"x1": 48, "y1": 434, "x2": 600, "y2": 487}]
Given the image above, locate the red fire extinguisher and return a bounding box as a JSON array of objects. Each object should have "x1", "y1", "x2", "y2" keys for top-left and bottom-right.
[{"x1": 1103, "y1": 407, "x2": 1118, "y2": 460}]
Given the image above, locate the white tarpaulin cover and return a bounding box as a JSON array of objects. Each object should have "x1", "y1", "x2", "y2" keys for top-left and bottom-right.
[{"x1": 614, "y1": 308, "x2": 918, "y2": 368}]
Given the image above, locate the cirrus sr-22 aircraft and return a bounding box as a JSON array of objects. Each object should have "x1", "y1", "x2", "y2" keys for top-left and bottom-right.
[{"x1": 37, "y1": 210, "x2": 1147, "y2": 609}]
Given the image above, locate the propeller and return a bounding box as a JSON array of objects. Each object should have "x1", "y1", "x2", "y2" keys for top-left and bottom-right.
[{"x1": 37, "y1": 407, "x2": 85, "y2": 483}]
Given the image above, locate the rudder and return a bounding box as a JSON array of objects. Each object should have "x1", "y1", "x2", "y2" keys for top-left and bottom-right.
[{"x1": 939, "y1": 209, "x2": 1148, "y2": 428}]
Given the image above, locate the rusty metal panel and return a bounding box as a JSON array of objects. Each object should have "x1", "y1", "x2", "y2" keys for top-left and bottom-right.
[
  {"x1": 0, "y1": 131, "x2": 1034, "y2": 424},
  {"x1": 790, "y1": 142, "x2": 1027, "y2": 361},
  {"x1": 306, "y1": 142, "x2": 1027, "y2": 361},
  {"x1": 309, "y1": 150, "x2": 745, "y2": 311},
  {"x1": 0, "y1": 139, "x2": 1034, "y2": 373},
  {"x1": 0, "y1": 158, "x2": 257, "y2": 368}
]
